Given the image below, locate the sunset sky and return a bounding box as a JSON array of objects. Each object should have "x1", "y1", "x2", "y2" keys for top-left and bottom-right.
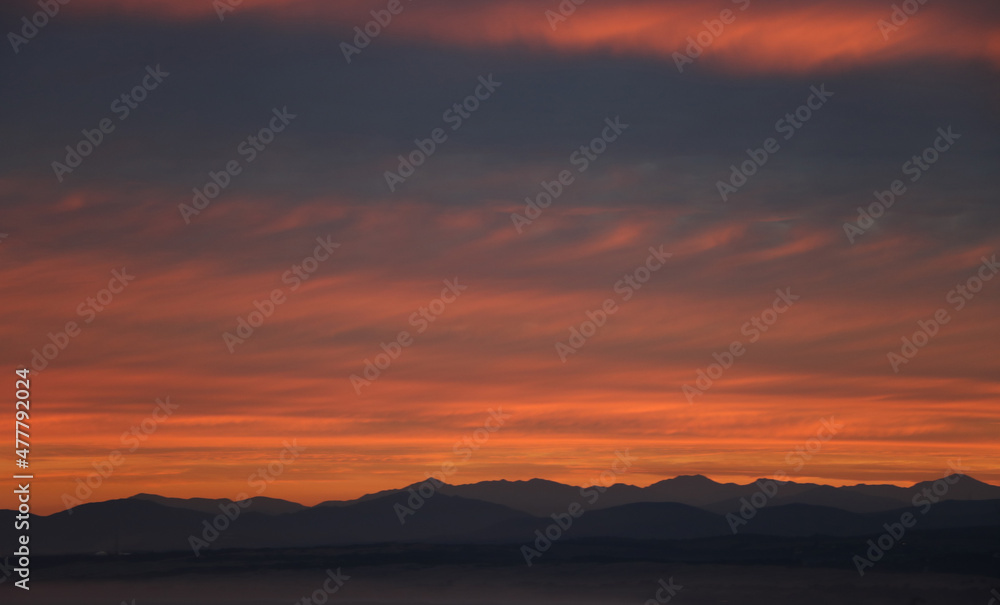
[{"x1": 2, "y1": 0, "x2": 998, "y2": 515}]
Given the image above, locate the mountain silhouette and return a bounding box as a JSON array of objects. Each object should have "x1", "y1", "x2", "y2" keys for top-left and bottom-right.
[
  {"x1": 318, "y1": 473, "x2": 1000, "y2": 515},
  {"x1": 130, "y1": 493, "x2": 306, "y2": 515},
  {"x1": 3, "y1": 474, "x2": 999, "y2": 555}
]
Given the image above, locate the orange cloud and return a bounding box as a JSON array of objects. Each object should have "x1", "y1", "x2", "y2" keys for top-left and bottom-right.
[
  {"x1": 66, "y1": 0, "x2": 1000, "y2": 72},
  {"x1": 4, "y1": 176, "x2": 999, "y2": 514}
]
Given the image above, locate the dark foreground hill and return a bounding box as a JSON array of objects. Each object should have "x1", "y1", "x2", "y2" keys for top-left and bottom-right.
[{"x1": 3, "y1": 489, "x2": 999, "y2": 556}]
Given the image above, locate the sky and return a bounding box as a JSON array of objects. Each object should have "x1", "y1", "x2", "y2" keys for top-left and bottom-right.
[{"x1": 1, "y1": 0, "x2": 998, "y2": 515}]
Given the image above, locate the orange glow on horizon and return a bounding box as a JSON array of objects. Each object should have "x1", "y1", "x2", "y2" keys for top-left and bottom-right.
[{"x1": 4, "y1": 176, "x2": 998, "y2": 515}]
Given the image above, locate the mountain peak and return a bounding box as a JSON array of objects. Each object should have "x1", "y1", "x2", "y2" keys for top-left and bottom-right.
[
  {"x1": 672, "y1": 474, "x2": 716, "y2": 483},
  {"x1": 647, "y1": 474, "x2": 719, "y2": 488}
]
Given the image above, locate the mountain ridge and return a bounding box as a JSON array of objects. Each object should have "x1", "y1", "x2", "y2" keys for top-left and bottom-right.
[
  {"x1": 3, "y1": 489, "x2": 999, "y2": 556},
  {"x1": 118, "y1": 473, "x2": 1000, "y2": 517},
  {"x1": 6, "y1": 473, "x2": 998, "y2": 521}
]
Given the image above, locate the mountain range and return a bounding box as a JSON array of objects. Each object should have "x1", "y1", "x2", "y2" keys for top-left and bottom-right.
[
  {"x1": 5, "y1": 474, "x2": 999, "y2": 555},
  {"x1": 143, "y1": 473, "x2": 1000, "y2": 516}
]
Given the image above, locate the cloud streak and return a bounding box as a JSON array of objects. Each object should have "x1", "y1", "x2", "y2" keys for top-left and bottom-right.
[
  {"x1": 3, "y1": 178, "x2": 998, "y2": 513},
  {"x1": 51, "y1": 0, "x2": 1000, "y2": 72}
]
